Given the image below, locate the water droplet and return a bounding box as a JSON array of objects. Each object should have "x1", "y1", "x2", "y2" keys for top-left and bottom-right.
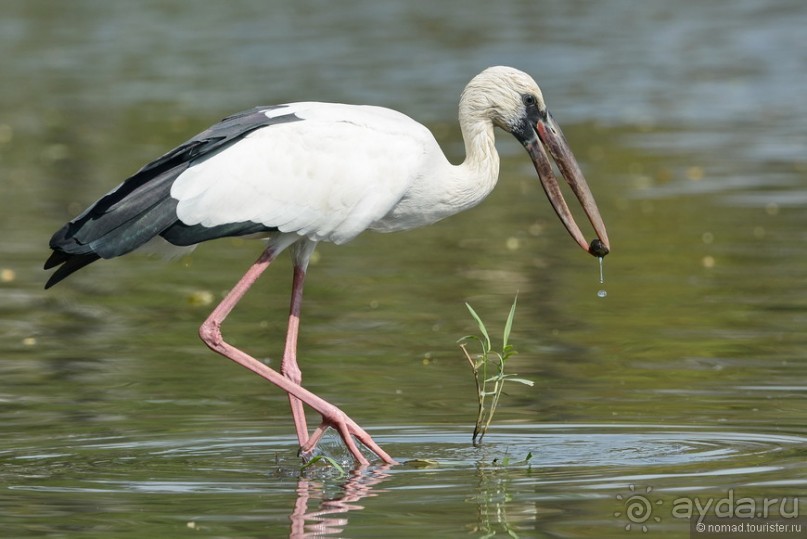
[
  {"x1": 596, "y1": 257, "x2": 607, "y2": 298},
  {"x1": 598, "y1": 257, "x2": 605, "y2": 284}
]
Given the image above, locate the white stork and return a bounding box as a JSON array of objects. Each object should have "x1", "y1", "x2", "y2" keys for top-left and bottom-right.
[{"x1": 45, "y1": 66, "x2": 610, "y2": 466}]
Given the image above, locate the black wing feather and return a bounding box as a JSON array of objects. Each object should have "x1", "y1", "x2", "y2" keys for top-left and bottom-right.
[{"x1": 45, "y1": 106, "x2": 301, "y2": 288}]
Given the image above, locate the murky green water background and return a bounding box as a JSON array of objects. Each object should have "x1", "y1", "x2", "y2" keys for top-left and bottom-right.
[{"x1": 2, "y1": 1, "x2": 806, "y2": 537}]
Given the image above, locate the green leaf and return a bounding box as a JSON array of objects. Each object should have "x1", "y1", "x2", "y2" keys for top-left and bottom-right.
[
  {"x1": 503, "y1": 377, "x2": 534, "y2": 387},
  {"x1": 301, "y1": 455, "x2": 346, "y2": 476},
  {"x1": 404, "y1": 458, "x2": 440, "y2": 468},
  {"x1": 502, "y1": 294, "x2": 518, "y2": 350},
  {"x1": 457, "y1": 334, "x2": 480, "y2": 345},
  {"x1": 465, "y1": 302, "x2": 491, "y2": 352}
]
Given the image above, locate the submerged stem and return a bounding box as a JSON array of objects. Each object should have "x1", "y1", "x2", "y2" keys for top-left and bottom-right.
[{"x1": 461, "y1": 343, "x2": 486, "y2": 445}]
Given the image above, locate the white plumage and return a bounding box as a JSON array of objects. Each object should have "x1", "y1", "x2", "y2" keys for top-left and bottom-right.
[{"x1": 171, "y1": 103, "x2": 450, "y2": 244}]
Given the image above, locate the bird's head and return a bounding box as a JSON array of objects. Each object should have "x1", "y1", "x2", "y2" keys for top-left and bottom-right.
[{"x1": 462, "y1": 66, "x2": 610, "y2": 257}]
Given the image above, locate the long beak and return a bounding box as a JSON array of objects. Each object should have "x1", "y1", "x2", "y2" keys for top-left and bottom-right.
[{"x1": 524, "y1": 111, "x2": 610, "y2": 256}]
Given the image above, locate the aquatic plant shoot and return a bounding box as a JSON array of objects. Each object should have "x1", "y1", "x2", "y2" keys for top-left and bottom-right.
[{"x1": 459, "y1": 295, "x2": 533, "y2": 445}]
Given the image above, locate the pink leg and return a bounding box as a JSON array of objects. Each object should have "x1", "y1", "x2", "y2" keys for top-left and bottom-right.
[
  {"x1": 198, "y1": 246, "x2": 397, "y2": 466},
  {"x1": 282, "y1": 263, "x2": 309, "y2": 449}
]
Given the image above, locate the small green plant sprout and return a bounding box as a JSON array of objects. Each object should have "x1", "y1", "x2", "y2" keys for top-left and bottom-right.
[
  {"x1": 459, "y1": 295, "x2": 534, "y2": 446},
  {"x1": 301, "y1": 454, "x2": 346, "y2": 477}
]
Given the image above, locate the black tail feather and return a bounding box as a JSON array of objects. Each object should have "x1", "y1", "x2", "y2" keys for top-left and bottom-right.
[
  {"x1": 44, "y1": 249, "x2": 69, "y2": 270},
  {"x1": 44, "y1": 253, "x2": 102, "y2": 289}
]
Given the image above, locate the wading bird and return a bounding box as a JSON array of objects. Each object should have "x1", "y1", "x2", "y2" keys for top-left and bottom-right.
[{"x1": 45, "y1": 66, "x2": 610, "y2": 466}]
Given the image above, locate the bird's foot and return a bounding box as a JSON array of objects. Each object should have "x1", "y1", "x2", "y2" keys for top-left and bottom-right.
[
  {"x1": 297, "y1": 444, "x2": 321, "y2": 465},
  {"x1": 299, "y1": 411, "x2": 398, "y2": 466}
]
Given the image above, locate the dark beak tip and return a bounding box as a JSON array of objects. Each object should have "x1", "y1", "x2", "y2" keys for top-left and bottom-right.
[{"x1": 588, "y1": 239, "x2": 609, "y2": 257}]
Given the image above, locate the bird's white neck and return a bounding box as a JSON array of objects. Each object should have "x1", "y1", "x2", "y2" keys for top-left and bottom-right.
[
  {"x1": 460, "y1": 113, "x2": 500, "y2": 188},
  {"x1": 447, "y1": 109, "x2": 500, "y2": 213},
  {"x1": 369, "y1": 104, "x2": 501, "y2": 234}
]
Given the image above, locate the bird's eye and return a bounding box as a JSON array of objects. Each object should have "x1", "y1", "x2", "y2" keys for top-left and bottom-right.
[{"x1": 522, "y1": 94, "x2": 537, "y2": 106}]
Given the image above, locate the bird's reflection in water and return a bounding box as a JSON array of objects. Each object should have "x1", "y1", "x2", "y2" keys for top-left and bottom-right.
[{"x1": 289, "y1": 464, "x2": 393, "y2": 538}]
